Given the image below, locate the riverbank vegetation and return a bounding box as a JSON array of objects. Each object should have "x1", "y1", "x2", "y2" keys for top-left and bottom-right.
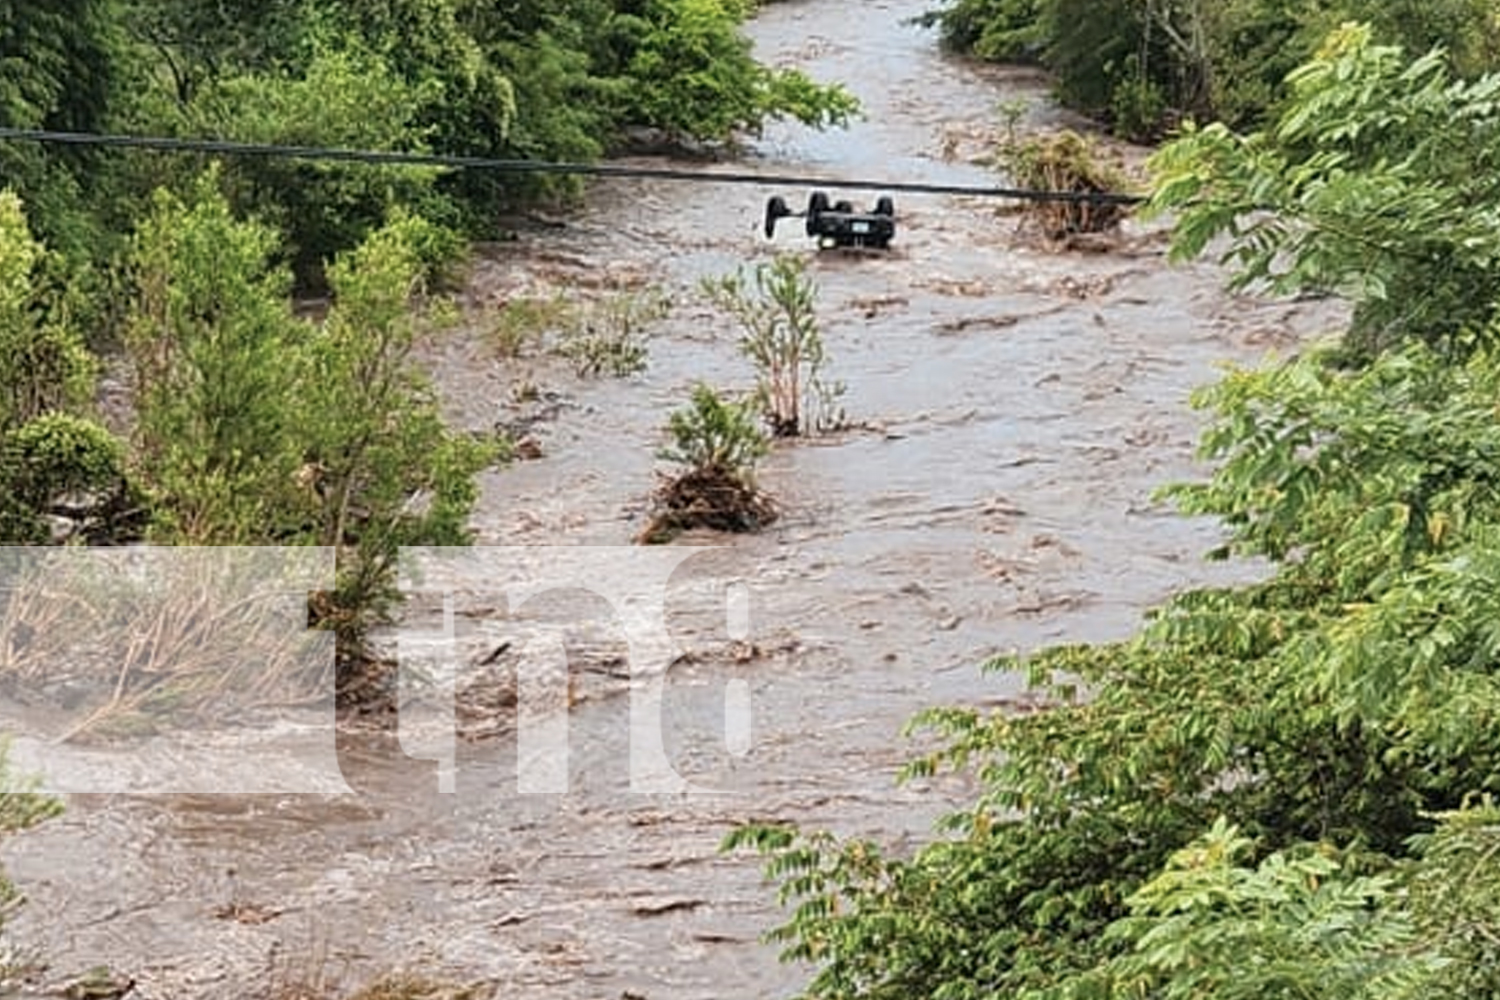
[
  {"x1": 8, "y1": 0, "x2": 858, "y2": 283},
  {"x1": 921, "y1": 0, "x2": 1500, "y2": 139},
  {"x1": 0, "y1": 0, "x2": 857, "y2": 657},
  {"x1": 728, "y1": 23, "x2": 1500, "y2": 1000}
]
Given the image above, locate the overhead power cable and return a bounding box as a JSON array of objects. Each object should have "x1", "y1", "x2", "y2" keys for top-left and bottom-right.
[{"x1": 0, "y1": 127, "x2": 1146, "y2": 206}]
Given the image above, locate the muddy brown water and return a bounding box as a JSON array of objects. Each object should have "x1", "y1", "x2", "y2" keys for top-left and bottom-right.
[{"x1": 0, "y1": 2, "x2": 1346, "y2": 997}]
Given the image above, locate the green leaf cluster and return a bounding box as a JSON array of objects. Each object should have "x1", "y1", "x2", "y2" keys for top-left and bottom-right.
[
  {"x1": 660, "y1": 383, "x2": 768, "y2": 483},
  {"x1": 0, "y1": 189, "x2": 120, "y2": 543},
  {"x1": 1150, "y1": 23, "x2": 1500, "y2": 356}
]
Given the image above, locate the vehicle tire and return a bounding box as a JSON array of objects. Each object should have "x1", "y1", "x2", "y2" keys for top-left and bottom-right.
[
  {"x1": 874, "y1": 196, "x2": 895, "y2": 217},
  {"x1": 806, "y1": 191, "x2": 830, "y2": 236},
  {"x1": 764, "y1": 196, "x2": 790, "y2": 239}
]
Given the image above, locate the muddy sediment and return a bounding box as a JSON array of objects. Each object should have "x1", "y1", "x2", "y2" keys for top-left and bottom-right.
[{"x1": 0, "y1": 2, "x2": 1346, "y2": 998}]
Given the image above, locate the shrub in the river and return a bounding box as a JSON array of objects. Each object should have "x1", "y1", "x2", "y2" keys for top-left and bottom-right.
[
  {"x1": 996, "y1": 124, "x2": 1132, "y2": 241},
  {"x1": 640, "y1": 382, "x2": 774, "y2": 542},
  {"x1": 0, "y1": 189, "x2": 133, "y2": 543},
  {"x1": 702, "y1": 254, "x2": 845, "y2": 437},
  {"x1": 556, "y1": 288, "x2": 668, "y2": 378}
]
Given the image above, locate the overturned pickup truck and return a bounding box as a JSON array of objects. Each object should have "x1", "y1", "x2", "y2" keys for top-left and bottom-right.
[{"x1": 764, "y1": 191, "x2": 896, "y2": 249}]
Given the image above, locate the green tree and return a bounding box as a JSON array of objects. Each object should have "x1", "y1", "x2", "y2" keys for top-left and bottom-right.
[
  {"x1": 1049, "y1": 803, "x2": 1500, "y2": 999},
  {"x1": 923, "y1": 0, "x2": 1500, "y2": 137},
  {"x1": 117, "y1": 0, "x2": 307, "y2": 105},
  {"x1": 0, "y1": 191, "x2": 94, "y2": 429},
  {"x1": 302, "y1": 208, "x2": 497, "y2": 649},
  {"x1": 0, "y1": 0, "x2": 122, "y2": 268},
  {"x1": 115, "y1": 0, "x2": 511, "y2": 270},
  {"x1": 918, "y1": 0, "x2": 1047, "y2": 62},
  {"x1": 1150, "y1": 23, "x2": 1500, "y2": 356},
  {"x1": 123, "y1": 174, "x2": 494, "y2": 651},
  {"x1": 728, "y1": 312, "x2": 1500, "y2": 1000},
  {"x1": 182, "y1": 45, "x2": 461, "y2": 275},
  {"x1": 124, "y1": 171, "x2": 310, "y2": 543},
  {"x1": 621, "y1": 0, "x2": 858, "y2": 141}
]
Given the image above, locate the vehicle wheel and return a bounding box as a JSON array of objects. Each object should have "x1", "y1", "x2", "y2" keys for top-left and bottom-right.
[
  {"x1": 764, "y1": 196, "x2": 790, "y2": 239},
  {"x1": 806, "y1": 191, "x2": 830, "y2": 236},
  {"x1": 833, "y1": 199, "x2": 854, "y2": 214},
  {"x1": 874, "y1": 196, "x2": 895, "y2": 216}
]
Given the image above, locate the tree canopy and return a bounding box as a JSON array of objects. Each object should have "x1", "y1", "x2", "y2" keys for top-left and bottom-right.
[{"x1": 2, "y1": 0, "x2": 859, "y2": 282}]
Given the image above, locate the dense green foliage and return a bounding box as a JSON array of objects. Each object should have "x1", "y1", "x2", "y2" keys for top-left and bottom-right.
[
  {"x1": 726, "y1": 25, "x2": 1500, "y2": 1000},
  {"x1": 123, "y1": 174, "x2": 496, "y2": 646},
  {"x1": 0, "y1": 168, "x2": 494, "y2": 651},
  {"x1": 1151, "y1": 23, "x2": 1500, "y2": 357},
  {"x1": 0, "y1": 189, "x2": 122, "y2": 542},
  {"x1": 1, "y1": 0, "x2": 857, "y2": 283},
  {"x1": 921, "y1": 0, "x2": 1500, "y2": 138}
]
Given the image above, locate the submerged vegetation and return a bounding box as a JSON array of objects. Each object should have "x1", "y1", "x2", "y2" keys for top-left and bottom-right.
[
  {"x1": 641, "y1": 382, "x2": 775, "y2": 542},
  {"x1": 703, "y1": 254, "x2": 846, "y2": 438},
  {"x1": 726, "y1": 23, "x2": 1500, "y2": 1000},
  {"x1": 487, "y1": 286, "x2": 668, "y2": 376}
]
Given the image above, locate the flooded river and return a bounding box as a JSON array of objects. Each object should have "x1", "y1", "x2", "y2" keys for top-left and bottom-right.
[{"x1": 0, "y1": 1, "x2": 1345, "y2": 997}]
